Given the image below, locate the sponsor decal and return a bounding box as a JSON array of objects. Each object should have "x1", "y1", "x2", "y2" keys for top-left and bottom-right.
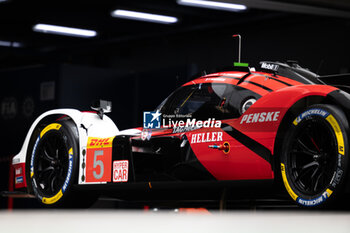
[
  {"x1": 113, "y1": 160, "x2": 129, "y2": 182},
  {"x1": 331, "y1": 168, "x2": 343, "y2": 188},
  {"x1": 14, "y1": 163, "x2": 27, "y2": 189},
  {"x1": 240, "y1": 111, "x2": 280, "y2": 124},
  {"x1": 147, "y1": 131, "x2": 152, "y2": 140},
  {"x1": 141, "y1": 129, "x2": 152, "y2": 141},
  {"x1": 15, "y1": 176, "x2": 23, "y2": 184},
  {"x1": 297, "y1": 196, "x2": 323, "y2": 206},
  {"x1": 88, "y1": 137, "x2": 113, "y2": 148},
  {"x1": 86, "y1": 137, "x2": 114, "y2": 182},
  {"x1": 141, "y1": 130, "x2": 147, "y2": 141},
  {"x1": 293, "y1": 108, "x2": 329, "y2": 125},
  {"x1": 204, "y1": 78, "x2": 226, "y2": 82},
  {"x1": 143, "y1": 110, "x2": 161, "y2": 129},
  {"x1": 261, "y1": 62, "x2": 279, "y2": 71},
  {"x1": 165, "y1": 118, "x2": 221, "y2": 129},
  {"x1": 31, "y1": 136, "x2": 40, "y2": 178},
  {"x1": 191, "y1": 132, "x2": 223, "y2": 144},
  {"x1": 15, "y1": 167, "x2": 22, "y2": 176},
  {"x1": 173, "y1": 126, "x2": 201, "y2": 133},
  {"x1": 297, "y1": 189, "x2": 333, "y2": 207},
  {"x1": 62, "y1": 148, "x2": 73, "y2": 193}
]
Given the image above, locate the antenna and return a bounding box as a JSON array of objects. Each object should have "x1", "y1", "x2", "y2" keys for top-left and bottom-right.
[
  {"x1": 232, "y1": 34, "x2": 241, "y2": 63},
  {"x1": 232, "y1": 34, "x2": 249, "y2": 71}
]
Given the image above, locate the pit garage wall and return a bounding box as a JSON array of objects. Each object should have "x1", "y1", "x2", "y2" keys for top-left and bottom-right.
[
  {"x1": 0, "y1": 65, "x2": 59, "y2": 208},
  {"x1": 57, "y1": 64, "x2": 188, "y2": 129},
  {"x1": 104, "y1": 18, "x2": 350, "y2": 80}
]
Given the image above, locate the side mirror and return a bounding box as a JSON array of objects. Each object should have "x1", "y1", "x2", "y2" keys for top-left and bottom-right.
[{"x1": 91, "y1": 100, "x2": 112, "y2": 119}]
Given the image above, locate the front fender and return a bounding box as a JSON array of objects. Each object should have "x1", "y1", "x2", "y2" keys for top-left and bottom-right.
[
  {"x1": 12, "y1": 109, "x2": 119, "y2": 166},
  {"x1": 235, "y1": 85, "x2": 337, "y2": 152}
]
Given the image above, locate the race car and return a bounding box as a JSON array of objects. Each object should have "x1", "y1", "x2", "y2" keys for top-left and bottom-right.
[{"x1": 9, "y1": 60, "x2": 350, "y2": 208}]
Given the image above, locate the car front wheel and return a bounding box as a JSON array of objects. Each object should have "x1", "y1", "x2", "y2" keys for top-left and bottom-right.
[
  {"x1": 27, "y1": 120, "x2": 79, "y2": 207},
  {"x1": 281, "y1": 104, "x2": 349, "y2": 208}
]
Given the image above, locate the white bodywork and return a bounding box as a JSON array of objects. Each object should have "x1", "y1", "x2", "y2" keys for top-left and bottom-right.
[{"x1": 12, "y1": 109, "x2": 120, "y2": 185}]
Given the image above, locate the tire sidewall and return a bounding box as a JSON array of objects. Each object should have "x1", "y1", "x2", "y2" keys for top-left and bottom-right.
[
  {"x1": 280, "y1": 105, "x2": 349, "y2": 207},
  {"x1": 27, "y1": 121, "x2": 79, "y2": 206}
]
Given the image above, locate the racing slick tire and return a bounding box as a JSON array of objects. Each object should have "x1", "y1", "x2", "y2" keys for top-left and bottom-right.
[
  {"x1": 25, "y1": 120, "x2": 80, "y2": 207},
  {"x1": 280, "y1": 104, "x2": 349, "y2": 208}
]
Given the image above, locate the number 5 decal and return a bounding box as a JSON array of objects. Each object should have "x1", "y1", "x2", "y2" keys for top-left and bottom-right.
[
  {"x1": 93, "y1": 150, "x2": 104, "y2": 179},
  {"x1": 86, "y1": 137, "x2": 114, "y2": 183}
]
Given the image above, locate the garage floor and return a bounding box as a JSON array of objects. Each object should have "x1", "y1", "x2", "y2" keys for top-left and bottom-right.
[{"x1": 1, "y1": 210, "x2": 350, "y2": 233}]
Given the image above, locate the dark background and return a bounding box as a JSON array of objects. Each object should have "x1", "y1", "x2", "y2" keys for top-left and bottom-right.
[{"x1": 1, "y1": 0, "x2": 350, "y2": 208}]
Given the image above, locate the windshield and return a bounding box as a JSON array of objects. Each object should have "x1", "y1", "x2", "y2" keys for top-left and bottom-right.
[
  {"x1": 157, "y1": 83, "x2": 229, "y2": 120},
  {"x1": 157, "y1": 81, "x2": 262, "y2": 120}
]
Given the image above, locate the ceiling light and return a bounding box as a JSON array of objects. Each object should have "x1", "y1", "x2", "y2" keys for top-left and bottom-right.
[
  {"x1": 33, "y1": 24, "x2": 97, "y2": 38},
  {"x1": 111, "y1": 9, "x2": 178, "y2": 24},
  {"x1": 177, "y1": 0, "x2": 247, "y2": 12},
  {"x1": 12, "y1": 42, "x2": 21, "y2": 47},
  {"x1": 0, "y1": 40, "x2": 22, "y2": 47}
]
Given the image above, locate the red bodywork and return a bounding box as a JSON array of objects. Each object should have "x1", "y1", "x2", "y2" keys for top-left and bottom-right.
[{"x1": 134, "y1": 71, "x2": 338, "y2": 181}]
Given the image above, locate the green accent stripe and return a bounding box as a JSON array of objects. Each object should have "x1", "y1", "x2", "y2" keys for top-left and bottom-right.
[{"x1": 234, "y1": 62, "x2": 249, "y2": 67}]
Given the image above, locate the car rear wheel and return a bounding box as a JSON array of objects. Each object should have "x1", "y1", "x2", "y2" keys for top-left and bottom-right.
[{"x1": 280, "y1": 104, "x2": 349, "y2": 207}]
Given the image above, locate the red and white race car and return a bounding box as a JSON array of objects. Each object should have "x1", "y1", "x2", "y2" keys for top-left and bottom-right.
[{"x1": 10, "y1": 60, "x2": 350, "y2": 208}]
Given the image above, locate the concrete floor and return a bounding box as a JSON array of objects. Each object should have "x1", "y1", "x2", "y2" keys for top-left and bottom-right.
[{"x1": 1, "y1": 210, "x2": 350, "y2": 233}]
